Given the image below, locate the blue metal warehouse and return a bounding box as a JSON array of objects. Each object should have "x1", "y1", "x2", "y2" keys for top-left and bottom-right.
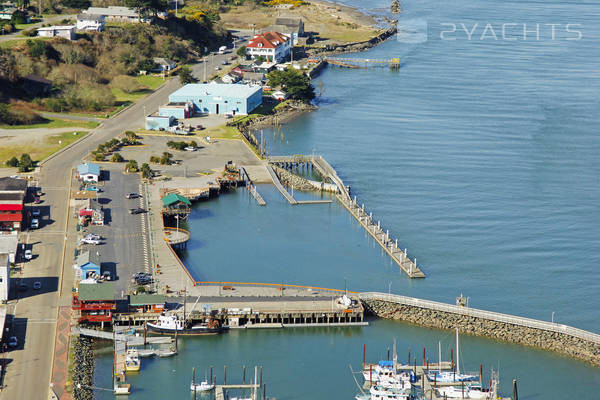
[{"x1": 166, "y1": 83, "x2": 263, "y2": 116}]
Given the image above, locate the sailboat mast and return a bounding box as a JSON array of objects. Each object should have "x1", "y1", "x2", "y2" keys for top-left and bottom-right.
[
  {"x1": 438, "y1": 341, "x2": 441, "y2": 372},
  {"x1": 254, "y1": 366, "x2": 258, "y2": 400},
  {"x1": 192, "y1": 367, "x2": 195, "y2": 386},
  {"x1": 183, "y1": 288, "x2": 187, "y2": 321},
  {"x1": 456, "y1": 328, "x2": 460, "y2": 375}
]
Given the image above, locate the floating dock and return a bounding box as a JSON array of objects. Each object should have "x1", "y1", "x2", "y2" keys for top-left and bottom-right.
[{"x1": 268, "y1": 155, "x2": 425, "y2": 278}]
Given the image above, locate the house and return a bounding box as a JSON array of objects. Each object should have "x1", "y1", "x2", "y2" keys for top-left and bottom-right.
[
  {"x1": 72, "y1": 281, "x2": 116, "y2": 325},
  {"x1": 167, "y1": 83, "x2": 263, "y2": 116},
  {"x1": 221, "y1": 73, "x2": 240, "y2": 84},
  {"x1": 0, "y1": 7, "x2": 29, "y2": 22},
  {"x1": 161, "y1": 193, "x2": 191, "y2": 213},
  {"x1": 153, "y1": 57, "x2": 176, "y2": 72},
  {"x1": 37, "y1": 25, "x2": 76, "y2": 40},
  {"x1": 271, "y1": 17, "x2": 304, "y2": 45},
  {"x1": 242, "y1": 71, "x2": 265, "y2": 86},
  {"x1": 129, "y1": 294, "x2": 165, "y2": 313},
  {"x1": 21, "y1": 74, "x2": 52, "y2": 96},
  {"x1": 0, "y1": 177, "x2": 27, "y2": 232},
  {"x1": 246, "y1": 31, "x2": 291, "y2": 63},
  {"x1": 0, "y1": 254, "x2": 9, "y2": 303},
  {"x1": 83, "y1": 6, "x2": 153, "y2": 24},
  {"x1": 78, "y1": 199, "x2": 104, "y2": 226},
  {"x1": 77, "y1": 163, "x2": 101, "y2": 182},
  {"x1": 0, "y1": 232, "x2": 18, "y2": 263},
  {"x1": 272, "y1": 90, "x2": 287, "y2": 101},
  {"x1": 76, "y1": 250, "x2": 101, "y2": 280},
  {"x1": 76, "y1": 14, "x2": 105, "y2": 31}
]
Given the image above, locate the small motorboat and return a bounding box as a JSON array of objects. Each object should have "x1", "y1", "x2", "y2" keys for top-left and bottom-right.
[
  {"x1": 190, "y1": 368, "x2": 215, "y2": 392},
  {"x1": 125, "y1": 349, "x2": 140, "y2": 372},
  {"x1": 156, "y1": 347, "x2": 177, "y2": 357}
]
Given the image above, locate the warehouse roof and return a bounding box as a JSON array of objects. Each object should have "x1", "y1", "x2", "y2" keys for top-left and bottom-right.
[
  {"x1": 169, "y1": 83, "x2": 261, "y2": 100},
  {"x1": 129, "y1": 294, "x2": 166, "y2": 306},
  {"x1": 78, "y1": 281, "x2": 115, "y2": 301},
  {"x1": 0, "y1": 177, "x2": 27, "y2": 192}
]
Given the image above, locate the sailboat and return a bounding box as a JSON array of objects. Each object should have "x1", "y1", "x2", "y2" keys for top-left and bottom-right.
[
  {"x1": 428, "y1": 329, "x2": 478, "y2": 383},
  {"x1": 190, "y1": 367, "x2": 215, "y2": 392}
]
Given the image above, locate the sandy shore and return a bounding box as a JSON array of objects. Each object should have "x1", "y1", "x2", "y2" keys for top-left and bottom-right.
[{"x1": 308, "y1": 0, "x2": 379, "y2": 28}]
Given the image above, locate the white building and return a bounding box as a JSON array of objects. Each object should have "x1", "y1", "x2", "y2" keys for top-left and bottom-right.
[
  {"x1": 0, "y1": 233, "x2": 18, "y2": 264},
  {"x1": 245, "y1": 31, "x2": 291, "y2": 63},
  {"x1": 77, "y1": 163, "x2": 101, "y2": 183},
  {"x1": 0, "y1": 254, "x2": 9, "y2": 303},
  {"x1": 153, "y1": 57, "x2": 176, "y2": 72},
  {"x1": 76, "y1": 14, "x2": 105, "y2": 31},
  {"x1": 37, "y1": 25, "x2": 76, "y2": 40},
  {"x1": 83, "y1": 6, "x2": 153, "y2": 24}
]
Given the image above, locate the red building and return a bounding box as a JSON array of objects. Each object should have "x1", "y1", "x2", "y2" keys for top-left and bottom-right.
[
  {"x1": 0, "y1": 177, "x2": 27, "y2": 231},
  {"x1": 72, "y1": 282, "x2": 116, "y2": 325}
]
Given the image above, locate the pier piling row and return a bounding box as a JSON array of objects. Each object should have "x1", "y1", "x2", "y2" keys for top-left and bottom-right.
[{"x1": 268, "y1": 155, "x2": 425, "y2": 278}]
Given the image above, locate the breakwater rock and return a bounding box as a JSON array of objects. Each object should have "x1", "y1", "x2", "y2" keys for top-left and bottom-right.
[
  {"x1": 72, "y1": 336, "x2": 95, "y2": 400},
  {"x1": 361, "y1": 294, "x2": 600, "y2": 366},
  {"x1": 312, "y1": 27, "x2": 398, "y2": 56}
]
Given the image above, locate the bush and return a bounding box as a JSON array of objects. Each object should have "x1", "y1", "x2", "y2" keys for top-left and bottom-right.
[
  {"x1": 5, "y1": 156, "x2": 19, "y2": 167},
  {"x1": 141, "y1": 163, "x2": 153, "y2": 179},
  {"x1": 126, "y1": 159, "x2": 139, "y2": 172},
  {"x1": 111, "y1": 153, "x2": 124, "y2": 162},
  {"x1": 22, "y1": 28, "x2": 37, "y2": 37},
  {"x1": 179, "y1": 66, "x2": 197, "y2": 84},
  {"x1": 111, "y1": 75, "x2": 143, "y2": 94},
  {"x1": 236, "y1": 45, "x2": 246, "y2": 57},
  {"x1": 10, "y1": 10, "x2": 29, "y2": 25},
  {"x1": 267, "y1": 68, "x2": 315, "y2": 101},
  {"x1": 93, "y1": 153, "x2": 105, "y2": 161},
  {"x1": 149, "y1": 155, "x2": 160, "y2": 164},
  {"x1": 26, "y1": 40, "x2": 50, "y2": 58},
  {"x1": 18, "y1": 153, "x2": 34, "y2": 172}
]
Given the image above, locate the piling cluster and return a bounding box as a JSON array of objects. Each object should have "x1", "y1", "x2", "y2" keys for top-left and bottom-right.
[{"x1": 72, "y1": 336, "x2": 95, "y2": 400}]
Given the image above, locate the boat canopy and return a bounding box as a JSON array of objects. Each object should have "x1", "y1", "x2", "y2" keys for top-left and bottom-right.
[{"x1": 378, "y1": 360, "x2": 394, "y2": 367}]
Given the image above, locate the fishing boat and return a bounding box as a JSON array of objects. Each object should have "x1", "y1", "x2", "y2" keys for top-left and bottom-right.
[
  {"x1": 368, "y1": 384, "x2": 412, "y2": 400},
  {"x1": 190, "y1": 367, "x2": 215, "y2": 392},
  {"x1": 147, "y1": 314, "x2": 222, "y2": 335},
  {"x1": 125, "y1": 349, "x2": 140, "y2": 372}
]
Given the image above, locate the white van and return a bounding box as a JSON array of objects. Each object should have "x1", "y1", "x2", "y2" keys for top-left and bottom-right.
[{"x1": 218, "y1": 45, "x2": 227, "y2": 54}]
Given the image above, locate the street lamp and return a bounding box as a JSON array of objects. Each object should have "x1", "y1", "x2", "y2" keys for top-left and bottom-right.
[
  {"x1": 388, "y1": 281, "x2": 392, "y2": 295},
  {"x1": 552, "y1": 311, "x2": 555, "y2": 323},
  {"x1": 466, "y1": 297, "x2": 470, "y2": 308}
]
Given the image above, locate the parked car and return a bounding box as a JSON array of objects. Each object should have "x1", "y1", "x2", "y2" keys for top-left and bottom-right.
[
  {"x1": 196, "y1": 124, "x2": 204, "y2": 130},
  {"x1": 215, "y1": 66, "x2": 221, "y2": 71},
  {"x1": 24, "y1": 250, "x2": 32, "y2": 260},
  {"x1": 126, "y1": 193, "x2": 140, "y2": 199},
  {"x1": 30, "y1": 219, "x2": 39, "y2": 229},
  {"x1": 31, "y1": 209, "x2": 40, "y2": 217},
  {"x1": 129, "y1": 208, "x2": 146, "y2": 215},
  {"x1": 80, "y1": 238, "x2": 101, "y2": 245},
  {"x1": 86, "y1": 186, "x2": 101, "y2": 192},
  {"x1": 102, "y1": 271, "x2": 111, "y2": 281},
  {"x1": 184, "y1": 146, "x2": 197, "y2": 152},
  {"x1": 221, "y1": 60, "x2": 228, "y2": 65},
  {"x1": 33, "y1": 281, "x2": 41, "y2": 290},
  {"x1": 8, "y1": 336, "x2": 17, "y2": 347},
  {"x1": 84, "y1": 233, "x2": 102, "y2": 241}
]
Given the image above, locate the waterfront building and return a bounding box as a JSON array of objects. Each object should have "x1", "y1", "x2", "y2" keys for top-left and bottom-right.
[
  {"x1": 246, "y1": 31, "x2": 291, "y2": 63},
  {"x1": 0, "y1": 177, "x2": 27, "y2": 232},
  {"x1": 167, "y1": 83, "x2": 262, "y2": 116},
  {"x1": 76, "y1": 14, "x2": 105, "y2": 31},
  {"x1": 269, "y1": 17, "x2": 304, "y2": 45},
  {"x1": 129, "y1": 294, "x2": 166, "y2": 313},
  {"x1": 78, "y1": 199, "x2": 104, "y2": 226},
  {"x1": 72, "y1": 282, "x2": 116, "y2": 324},
  {"x1": 77, "y1": 163, "x2": 101, "y2": 183},
  {"x1": 76, "y1": 251, "x2": 101, "y2": 280},
  {"x1": 37, "y1": 25, "x2": 76, "y2": 40},
  {"x1": 161, "y1": 193, "x2": 191, "y2": 214}
]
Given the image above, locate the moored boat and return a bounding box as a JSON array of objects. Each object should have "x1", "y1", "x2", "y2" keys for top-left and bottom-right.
[
  {"x1": 147, "y1": 314, "x2": 223, "y2": 335},
  {"x1": 125, "y1": 349, "x2": 140, "y2": 372}
]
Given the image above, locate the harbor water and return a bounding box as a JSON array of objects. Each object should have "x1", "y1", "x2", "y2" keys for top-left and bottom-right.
[{"x1": 94, "y1": 0, "x2": 600, "y2": 397}]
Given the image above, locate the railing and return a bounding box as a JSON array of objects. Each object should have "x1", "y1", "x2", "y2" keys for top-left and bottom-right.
[
  {"x1": 193, "y1": 281, "x2": 360, "y2": 295},
  {"x1": 359, "y1": 292, "x2": 600, "y2": 344},
  {"x1": 163, "y1": 227, "x2": 190, "y2": 244}
]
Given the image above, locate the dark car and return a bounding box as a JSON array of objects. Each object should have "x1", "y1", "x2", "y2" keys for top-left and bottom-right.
[
  {"x1": 126, "y1": 193, "x2": 140, "y2": 199},
  {"x1": 129, "y1": 208, "x2": 146, "y2": 214}
]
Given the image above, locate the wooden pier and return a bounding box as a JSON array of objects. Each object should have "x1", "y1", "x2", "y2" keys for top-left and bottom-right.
[
  {"x1": 269, "y1": 155, "x2": 425, "y2": 278},
  {"x1": 325, "y1": 56, "x2": 401, "y2": 70},
  {"x1": 215, "y1": 384, "x2": 260, "y2": 400},
  {"x1": 266, "y1": 164, "x2": 297, "y2": 204}
]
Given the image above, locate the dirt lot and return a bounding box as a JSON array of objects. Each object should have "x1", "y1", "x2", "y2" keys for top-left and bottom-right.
[
  {"x1": 0, "y1": 127, "x2": 91, "y2": 164},
  {"x1": 215, "y1": 1, "x2": 380, "y2": 44}
]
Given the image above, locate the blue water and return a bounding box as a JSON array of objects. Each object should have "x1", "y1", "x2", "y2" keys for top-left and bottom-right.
[{"x1": 94, "y1": 0, "x2": 600, "y2": 397}]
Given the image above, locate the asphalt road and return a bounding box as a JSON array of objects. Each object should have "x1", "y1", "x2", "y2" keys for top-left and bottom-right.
[{"x1": 0, "y1": 38, "x2": 247, "y2": 400}]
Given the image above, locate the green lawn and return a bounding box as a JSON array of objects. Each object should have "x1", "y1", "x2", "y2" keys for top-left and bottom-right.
[
  {"x1": 0, "y1": 117, "x2": 99, "y2": 130},
  {"x1": 204, "y1": 124, "x2": 240, "y2": 140},
  {"x1": 136, "y1": 75, "x2": 166, "y2": 90},
  {"x1": 111, "y1": 75, "x2": 168, "y2": 103}
]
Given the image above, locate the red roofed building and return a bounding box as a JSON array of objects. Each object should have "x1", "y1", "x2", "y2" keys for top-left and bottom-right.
[
  {"x1": 0, "y1": 177, "x2": 27, "y2": 231},
  {"x1": 246, "y1": 31, "x2": 291, "y2": 63}
]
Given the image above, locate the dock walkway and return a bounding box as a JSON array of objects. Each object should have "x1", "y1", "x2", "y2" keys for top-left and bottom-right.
[
  {"x1": 72, "y1": 327, "x2": 172, "y2": 345},
  {"x1": 215, "y1": 384, "x2": 259, "y2": 400},
  {"x1": 266, "y1": 164, "x2": 297, "y2": 204},
  {"x1": 270, "y1": 155, "x2": 424, "y2": 278}
]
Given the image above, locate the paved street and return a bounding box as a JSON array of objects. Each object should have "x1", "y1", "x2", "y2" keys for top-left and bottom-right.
[{"x1": 0, "y1": 34, "x2": 250, "y2": 400}]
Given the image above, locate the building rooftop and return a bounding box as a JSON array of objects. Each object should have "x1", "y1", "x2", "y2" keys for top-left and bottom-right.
[
  {"x1": 153, "y1": 57, "x2": 176, "y2": 65},
  {"x1": 77, "y1": 163, "x2": 101, "y2": 176},
  {"x1": 161, "y1": 193, "x2": 191, "y2": 207},
  {"x1": 37, "y1": 25, "x2": 75, "y2": 31},
  {"x1": 0, "y1": 253, "x2": 8, "y2": 266},
  {"x1": 0, "y1": 233, "x2": 18, "y2": 255},
  {"x1": 0, "y1": 177, "x2": 27, "y2": 192},
  {"x1": 129, "y1": 294, "x2": 166, "y2": 306},
  {"x1": 84, "y1": 6, "x2": 138, "y2": 18},
  {"x1": 78, "y1": 281, "x2": 115, "y2": 301},
  {"x1": 170, "y1": 83, "x2": 261, "y2": 99},
  {"x1": 77, "y1": 13, "x2": 104, "y2": 21},
  {"x1": 76, "y1": 250, "x2": 101, "y2": 268},
  {"x1": 247, "y1": 31, "x2": 289, "y2": 49}
]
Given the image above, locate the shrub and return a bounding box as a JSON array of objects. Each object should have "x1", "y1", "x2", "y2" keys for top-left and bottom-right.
[
  {"x1": 111, "y1": 153, "x2": 124, "y2": 162},
  {"x1": 236, "y1": 45, "x2": 246, "y2": 57},
  {"x1": 94, "y1": 153, "x2": 105, "y2": 161},
  {"x1": 125, "y1": 159, "x2": 139, "y2": 172},
  {"x1": 178, "y1": 66, "x2": 197, "y2": 84},
  {"x1": 111, "y1": 75, "x2": 143, "y2": 94},
  {"x1": 149, "y1": 155, "x2": 160, "y2": 164},
  {"x1": 5, "y1": 157, "x2": 19, "y2": 167},
  {"x1": 22, "y1": 28, "x2": 37, "y2": 37},
  {"x1": 141, "y1": 163, "x2": 153, "y2": 179},
  {"x1": 18, "y1": 153, "x2": 34, "y2": 172}
]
